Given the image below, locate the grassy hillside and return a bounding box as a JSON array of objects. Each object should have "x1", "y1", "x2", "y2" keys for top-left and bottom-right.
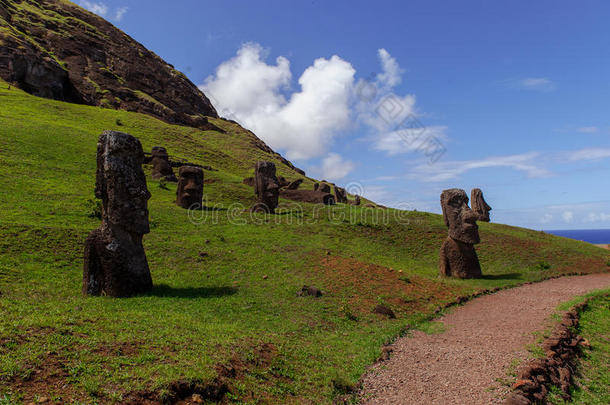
[{"x1": 0, "y1": 81, "x2": 608, "y2": 404}]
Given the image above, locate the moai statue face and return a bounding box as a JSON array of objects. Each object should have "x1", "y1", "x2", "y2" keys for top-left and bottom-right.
[
  {"x1": 254, "y1": 161, "x2": 279, "y2": 212},
  {"x1": 150, "y1": 146, "x2": 177, "y2": 181},
  {"x1": 176, "y1": 166, "x2": 204, "y2": 209},
  {"x1": 471, "y1": 188, "x2": 492, "y2": 222},
  {"x1": 441, "y1": 188, "x2": 480, "y2": 244},
  {"x1": 95, "y1": 131, "x2": 151, "y2": 234}
]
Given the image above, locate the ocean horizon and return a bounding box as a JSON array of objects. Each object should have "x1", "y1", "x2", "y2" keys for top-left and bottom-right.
[{"x1": 546, "y1": 229, "x2": 610, "y2": 244}]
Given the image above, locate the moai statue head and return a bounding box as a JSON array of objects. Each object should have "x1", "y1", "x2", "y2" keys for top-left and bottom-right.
[
  {"x1": 253, "y1": 161, "x2": 279, "y2": 213},
  {"x1": 319, "y1": 183, "x2": 331, "y2": 193},
  {"x1": 354, "y1": 195, "x2": 361, "y2": 205},
  {"x1": 334, "y1": 186, "x2": 347, "y2": 203},
  {"x1": 313, "y1": 183, "x2": 319, "y2": 191},
  {"x1": 95, "y1": 131, "x2": 151, "y2": 235},
  {"x1": 176, "y1": 166, "x2": 204, "y2": 209},
  {"x1": 440, "y1": 188, "x2": 480, "y2": 244},
  {"x1": 471, "y1": 188, "x2": 492, "y2": 222},
  {"x1": 150, "y1": 146, "x2": 177, "y2": 182}
]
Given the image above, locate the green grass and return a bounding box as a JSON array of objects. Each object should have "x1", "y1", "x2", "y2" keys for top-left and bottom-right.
[
  {"x1": 547, "y1": 291, "x2": 610, "y2": 405},
  {"x1": 0, "y1": 80, "x2": 608, "y2": 403}
]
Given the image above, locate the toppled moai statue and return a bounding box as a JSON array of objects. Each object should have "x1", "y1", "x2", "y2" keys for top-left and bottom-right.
[
  {"x1": 150, "y1": 146, "x2": 177, "y2": 182},
  {"x1": 286, "y1": 178, "x2": 303, "y2": 190},
  {"x1": 279, "y1": 189, "x2": 335, "y2": 205},
  {"x1": 319, "y1": 183, "x2": 331, "y2": 193},
  {"x1": 176, "y1": 166, "x2": 204, "y2": 209},
  {"x1": 83, "y1": 131, "x2": 153, "y2": 297},
  {"x1": 439, "y1": 188, "x2": 482, "y2": 279},
  {"x1": 348, "y1": 195, "x2": 361, "y2": 206},
  {"x1": 252, "y1": 161, "x2": 280, "y2": 213},
  {"x1": 334, "y1": 186, "x2": 347, "y2": 203},
  {"x1": 471, "y1": 188, "x2": 492, "y2": 222}
]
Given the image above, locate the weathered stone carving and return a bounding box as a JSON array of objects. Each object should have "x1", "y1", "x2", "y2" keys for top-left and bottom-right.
[
  {"x1": 286, "y1": 178, "x2": 303, "y2": 190},
  {"x1": 313, "y1": 183, "x2": 319, "y2": 191},
  {"x1": 176, "y1": 166, "x2": 204, "y2": 209},
  {"x1": 83, "y1": 131, "x2": 153, "y2": 297},
  {"x1": 319, "y1": 183, "x2": 331, "y2": 193},
  {"x1": 439, "y1": 188, "x2": 482, "y2": 279},
  {"x1": 150, "y1": 146, "x2": 177, "y2": 182},
  {"x1": 471, "y1": 188, "x2": 492, "y2": 222},
  {"x1": 334, "y1": 186, "x2": 347, "y2": 204},
  {"x1": 252, "y1": 161, "x2": 280, "y2": 213}
]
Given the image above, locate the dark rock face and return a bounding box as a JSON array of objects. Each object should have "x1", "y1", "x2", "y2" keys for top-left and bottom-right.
[
  {"x1": 297, "y1": 285, "x2": 322, "y2": 297},
  {"x1": 334, "y1": 186, "x2": 347, "y2": 204},
  {"x1": 252, "y1": 161, "x2": 279, "y2": 213},
  {"x1": 471, "y1": 188, "x2": 492, "y2": 222},
  {"x1": 83, "y1": 131, "x2": 153, "y2": 297},
  {"x1": 279, "y1": 189, "x2": 335, "y2": 205},
  {"x1": 0, "y1": 0, "x2": 218, "y2": 129},
  {"x1": 285, "y1": 178, "x2": 303, "y2": 190},
  {"x1": 176, "y1": 166, "x2": 204, "y2": 209},
  {"x1": 319, "y1": 183, "x2": 331, "y2": 193},
  {"x1": 439, "y1": 189, "x2": 482, "y2": 279},
  {"x1": 150, "y1": 147, "x2": 177, "y2": 182}
]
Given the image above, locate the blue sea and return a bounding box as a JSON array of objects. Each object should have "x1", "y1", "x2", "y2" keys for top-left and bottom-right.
[{"x1": 546, "y1": 229, "x2": 610, "y2": 244}]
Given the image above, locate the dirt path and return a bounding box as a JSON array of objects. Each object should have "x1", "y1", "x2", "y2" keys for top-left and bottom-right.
[{"x1": 359, "y1": 273, "x2": 610, "y2": 404}]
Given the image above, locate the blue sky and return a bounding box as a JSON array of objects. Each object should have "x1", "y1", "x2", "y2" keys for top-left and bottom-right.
[{"x1": 78, "y1": 0, "x2": 610, "y2": 230}]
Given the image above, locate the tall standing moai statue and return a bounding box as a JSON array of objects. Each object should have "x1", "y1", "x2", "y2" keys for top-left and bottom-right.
[
  {"x1": 334, "y1": 186, "x2": 347, "y2": 204},
  {"x1": 83, "y1": 131, "x2": 153, "y2": 297},
  {"x1": 439, "y1": 188, "x2": 482, "y2": 279},
  {"x1": 176, "y1": 166, "x2": 204, "y2": 209},
  {"x1": 471, "y1": 188, "x2": 492, "y2": 222},
  {"x1": 150, "y1": 146, "x2": 177, "y2": 182},
  {"x1": 252, "y1": 161, "x2": 280, "y2": 213}
]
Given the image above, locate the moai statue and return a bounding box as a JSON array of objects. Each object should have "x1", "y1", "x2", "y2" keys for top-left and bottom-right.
[
  {"x1": 176, "y1": 166, "x2": 204, "y2": 209},
  {"x1": 313, "y1": 183, "x2": 319, "y2": 191},
  {"x1": 334, "y1": 186, "x2": 347, "y2": 204},
  {"x1": 348, "y1": 195, "x2": 361, "y2": 206},
  {"x1": 150, "y1": 146, "x2": 177, "y2": 182},
  {"x1": 439, "y1": 188, "x2": 482, "y2": 279},
  {"x1": 252, "y1": 161, "x2": 280, "y2": 213},
  {"x1": 319, "y1": 183, "x2": 331, "y2": 193},
  {"x1": 471, "y1": 188, "x2": 492, "y2": 222},
  {"x1": 83, "y1": 131, "x2": 153, "y2": 297},
  {"x1": 286, "y1": 178, "x2": 303, "y2": 190}
]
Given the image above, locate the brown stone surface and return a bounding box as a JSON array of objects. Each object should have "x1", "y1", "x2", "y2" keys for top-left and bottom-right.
[
  {"x1": 334, "y1": 186, "x2": 347, "y2": 203},
  {"x1": 176, "y1": 166, "x2": 204, "y2": 209},
  {"x1": 0, "y1": 0, "x2": 219, "y2": 130},
  {"x1": 242, "y1": 177, "x2": 255, "y2": 187},
  {"x1": 359, "y1": 273, "x2": 610, "y2": 405},
  {"x1": 440, "y1": 189, "x2": 482, "y2": 278},
  {"x1": 471, "y1": 188, "x2": 492, "y2": 222},
  {"x1": 150, "y1": 146, "x2": 177, "y2": 182},
  {"x1": 83, "y1": 131, "x2": 153, "y2": 297},
  {"x1": 252, "y1": 161, "x2": 279, "y2": 213},
  {"x1": 319, "y1": 183, "x2": 331, "y2": 193},
  {"x1": 279, "y1": 189, "x2": 335, "y2": 205}
]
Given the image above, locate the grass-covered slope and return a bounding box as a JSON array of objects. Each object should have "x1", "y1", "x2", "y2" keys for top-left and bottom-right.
[{"x1": 0, "y1": 82, "x2": 608, "y2": 404}]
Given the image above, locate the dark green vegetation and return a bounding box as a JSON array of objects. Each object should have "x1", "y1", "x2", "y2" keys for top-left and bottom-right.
[
  {"x1": 0, "y1": 81, "x2": 608, "y2": 404},
  {"x1": 548, "y1": 291, "x2": 610, "y2": 405}
]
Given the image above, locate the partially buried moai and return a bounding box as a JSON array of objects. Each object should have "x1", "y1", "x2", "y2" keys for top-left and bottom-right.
[
  {"x1": 334, "y1": 186, "x2": 347, "y2": 204},
  {"x1": 176, "y1": 166, "x2": 204, "y2": 209},
  {"x1": 83, "y1": 131, "x2": 153, "y2": 297},
  {"x1": 150, "y1": 146, "x2": 177, "y2": 182},
  {"x1": 252, "y1": 161, "x2": 279, "y2": 213},
  {"x1": 471, "y1": 188, "x2": 491, "y2": 222},
  {"x1": 439, "y1": 188, "x2": 482, "y2": 279}
]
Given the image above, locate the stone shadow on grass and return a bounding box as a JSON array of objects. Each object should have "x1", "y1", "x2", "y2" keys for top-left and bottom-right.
[
  {"x1": 149, "y1": 284, "x2": 238, "y2": 298},
  {"x1": 481, "y1": 273, "x2": 522, "y2": 281}
]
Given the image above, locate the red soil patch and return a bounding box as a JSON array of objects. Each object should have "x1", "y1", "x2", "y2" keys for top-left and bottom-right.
[{"x1": 312, "y1": 254, "x2": 465, "y2": 317}]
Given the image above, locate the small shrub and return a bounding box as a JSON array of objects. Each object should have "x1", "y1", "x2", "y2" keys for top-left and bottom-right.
[
  {"x1": 115, "y1": 118, "x2": 124, "y2": 126},
  {"x1": 535, "y1": 260, "x2": 551, "y2": 271},
  {"x1": 339, "y1": 305, "x2": 358, "y2": 321},
  {"x1": 331, "y1": 373, "x2": 355, "y2": 395},
  {"x1": 85, "y1": 198, "x2": 102, "y2": 219}
]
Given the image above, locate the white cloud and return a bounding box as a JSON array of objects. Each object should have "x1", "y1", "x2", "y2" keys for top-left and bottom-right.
[
  {"x1": 540, "y1": 213, "x2": 553, "y2": 224},
  {"x1": 374, "y1": 125, "x2": 448, "y2": 155},
  {"x1": 376, "y1": 48, "x2": 403, "y2": 89},
  {"x1": 585, "y1": 212, "x2": 610, "y2": 222},
  {"x1": 202, "y1": 43, "x2": 355, "y2": 160},
  {"x1": 562, "y1": 211, "x2": 574, "y2": 223},
  {"x1": 505, "y1": 77, "x2": 556, "y2": 92},
  {"x1": 317, "y1": 153, "x2": 355, "y2": 181},
  {"x1": 114, "y1": 6, "x2": 128, "y2": 21},
  {"x1": 79, "y1": 0, "x2": 108, "y2": 17},
  {"x1": 409, "y1": 152, "x2": 551, "y2": 182},
  {"x1": 577, "y1": 126, "x2": 598, "y2": 134},
  {"x1": 567, "y1": 147, "x2": 610, "y2": 161}
]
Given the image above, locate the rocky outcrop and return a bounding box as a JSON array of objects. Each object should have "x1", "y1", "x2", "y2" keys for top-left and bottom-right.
[{"x1": 0, "y1": 0, "x2": 218, "y2": 129}]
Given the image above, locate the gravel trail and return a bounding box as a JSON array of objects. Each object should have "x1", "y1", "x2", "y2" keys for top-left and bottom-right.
[{"x1": 359, "y1": 272, "x2": 610, "y2": 404}]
